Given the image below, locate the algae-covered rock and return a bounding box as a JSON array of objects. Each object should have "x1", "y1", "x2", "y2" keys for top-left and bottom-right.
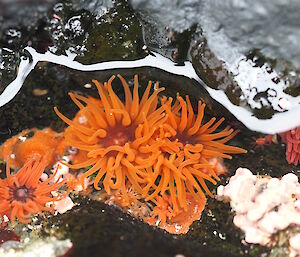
[
  {"x1": 45, "y1": 196, "x2": 249, "y2": 257},
  {"x1": 75, "y1": 0, "x2": 147, "y2": 64}
]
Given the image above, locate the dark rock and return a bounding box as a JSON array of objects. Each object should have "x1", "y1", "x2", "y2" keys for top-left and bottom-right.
[
  {"x1": 129, "y1": 0, "x2": 300, "y2": 133},
  {"x1": 45, "y1": 196, "x2": 265, "y2": 257}
]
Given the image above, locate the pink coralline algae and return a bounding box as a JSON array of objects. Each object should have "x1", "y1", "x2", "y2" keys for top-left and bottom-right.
[
  {"x1": 281, "y1": 126, "x2": 300, "y2": 166},
  {"x1": 217, "y1": 168, "x2": 300, "y2": 247}
]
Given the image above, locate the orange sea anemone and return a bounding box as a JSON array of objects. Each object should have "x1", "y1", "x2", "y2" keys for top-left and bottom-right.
[
  {"x1": 0, "y1": 128, "x2": 65, "y2": 169},
  {"x1": 54, "y1": 74, "x2": 166, "y2": 198},
  {"x1": 141, "y1": 94, "x2": 246, "y2": 212},
  {"x1": 146, "y1": 193, "x2": 206, "y2": 234},
  {"x1": 0, "y1": 156, "x2": 65, "y2": 224},
  {"x1": 0, "y1": 129, "x2": 30, "y2": 168},
  {"x1": 106, "y1": 185, "x2": 142, "y2": 209}
]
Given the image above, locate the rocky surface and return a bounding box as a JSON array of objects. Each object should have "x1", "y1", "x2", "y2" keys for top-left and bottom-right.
[
  {"x1": 130, "y1": 0, "x2": 300, "y2": 133},
  {"x1": 1, "y1": 0, "x2": 300, "y2": 257}
]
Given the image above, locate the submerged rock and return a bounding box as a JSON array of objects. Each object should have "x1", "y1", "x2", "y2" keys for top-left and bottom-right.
[
  {"x1": 197, "y1": 1, "x2": 300, "y2": 69},
  {"x1": 129, "y1": 0, "x2": 300, "y2": 133},
  {"x1": 0, "y1": 0, "x2": 146, "y2": 92},
  {"x1": 0, "y1": 0, "x2": 55, "y2": 92}
]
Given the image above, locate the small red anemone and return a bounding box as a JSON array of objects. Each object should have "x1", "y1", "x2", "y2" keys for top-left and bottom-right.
[{"x1": 281, "y1": 127, "x2": 300, "y2": 166}]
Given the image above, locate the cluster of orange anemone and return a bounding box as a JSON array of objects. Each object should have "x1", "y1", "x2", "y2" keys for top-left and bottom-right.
[
  {"x1": 0, "y1": 74, "x2": 246, "y2": 232},
  {"x1": 54, "y1": 74, "x2": 246, "y2": 232},
  {"x1": 0, "y1": 156, "x2": 65, "y2": 224},
  {"x1": 0, "y1": 129, "x2": 66, "y2": 224}
]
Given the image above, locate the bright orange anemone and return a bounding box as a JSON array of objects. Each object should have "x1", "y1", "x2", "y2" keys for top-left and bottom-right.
[
  {"x1": 0, "y1": 156, "x2": 65, "y2": 224},
  {"x1": 146, "y1": 193, "x2": 206, "y2": 234},
  {"x1": 0, "y1": 128, "x2": 64, "y2": 169},
  {"x1": 142, "y1": 94, "x2": 246, "y2": 212},
  {"x1": 55, "y1": 75, "x2": 246, "y2": 217},
  {"x1": 54, "y1": 74, "x2": 166, "y2": 198}
]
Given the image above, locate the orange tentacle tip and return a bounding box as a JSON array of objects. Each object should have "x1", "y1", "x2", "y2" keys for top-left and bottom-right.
[{"x1": 0, "y1": 156, "x2": 66, "y2": 225}]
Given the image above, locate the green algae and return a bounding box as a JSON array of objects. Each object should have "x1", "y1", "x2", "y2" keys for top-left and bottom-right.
[{"x1": 76, "y1": 0, "x2": 147, "y2": 64}]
